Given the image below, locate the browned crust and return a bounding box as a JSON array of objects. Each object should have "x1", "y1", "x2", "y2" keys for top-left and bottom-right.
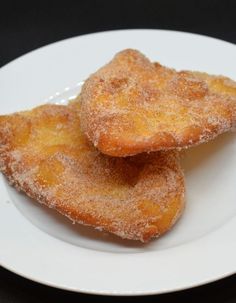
[
  {"x1": 0, "y1": 104, "x2": 185, "y2": 242},
  {"x1": 80, "y1": 49, "x2": 236, "y2": 157}
]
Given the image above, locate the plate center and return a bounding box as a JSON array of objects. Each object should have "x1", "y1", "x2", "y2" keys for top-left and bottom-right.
[{"x1": 6, "y1": 86, "x2": 236, "y2": 254}]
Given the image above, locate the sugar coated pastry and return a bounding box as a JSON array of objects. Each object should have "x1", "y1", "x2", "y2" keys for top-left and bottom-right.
[
  {"x1": 0, "y1": 103, "x2": 185, "y2": 242},
  {"x1": 80, "y1": 49, "x2": 236, "y2": 156}
]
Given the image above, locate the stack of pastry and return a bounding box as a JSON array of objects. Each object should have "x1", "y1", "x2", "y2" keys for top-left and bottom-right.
[{"x1": 0, "y1": 49, "x2": 235, "y2": 242}]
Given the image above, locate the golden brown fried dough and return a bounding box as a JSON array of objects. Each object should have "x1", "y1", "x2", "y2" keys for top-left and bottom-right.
[
  {"x1": 0, "y1": 103, "x2": 185, "y2": 242},
  {"x1": 80, "y1": 49, "x2": 236, "y2": 157}
]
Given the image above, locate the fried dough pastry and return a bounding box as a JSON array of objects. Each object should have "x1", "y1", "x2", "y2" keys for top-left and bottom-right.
[
  {"x1": 0, "y1": 103, "x2": 185, "y2": 242},
  {"x1": 80, "y1": 49, "x2": 236, "y2": 156}
]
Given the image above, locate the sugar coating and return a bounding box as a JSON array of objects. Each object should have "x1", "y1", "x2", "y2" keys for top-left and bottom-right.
[
  {"x1": 0, "y1": 103, "x2": 185, "y2": 242},
  {"x1": 80, "y1": 49, "x2": 236, "y2": 157}
]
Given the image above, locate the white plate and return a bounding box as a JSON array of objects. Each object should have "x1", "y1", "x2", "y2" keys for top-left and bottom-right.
[{"x1": 0, "y1": 29, "x2": 236, "y2": 296}]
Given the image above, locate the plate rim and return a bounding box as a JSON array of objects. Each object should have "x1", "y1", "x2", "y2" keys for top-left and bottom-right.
[
  {"x1": 1, "y1": 262, "x2": 235, "y2": 296},
  {"x1": 0, "y1": 28, "x2": 236, "y2": 296},
  {"x1": 1, "y1": 28, "x2": 236, "y2": 72}
]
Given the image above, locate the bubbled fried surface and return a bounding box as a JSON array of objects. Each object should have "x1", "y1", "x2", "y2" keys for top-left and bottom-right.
[
  {"x1": 0, "y1": 103, "x2": 185, "y2": 242},
  {"x1": 80, "y1": 49, "x2": 236, "y2": 157}
]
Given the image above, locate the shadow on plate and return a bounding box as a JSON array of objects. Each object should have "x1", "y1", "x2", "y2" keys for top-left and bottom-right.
[
  {"x1": 11, "y1": 190, "x2": 152, "y2": 252},
  {"x1": 181, "y1": 132, "x2": 235, "y2": 173}
]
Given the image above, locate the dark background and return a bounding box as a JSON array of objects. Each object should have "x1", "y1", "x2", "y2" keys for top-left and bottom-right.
[{"x1": 0, "y1": 0, "x2": 236, "y2": 302}]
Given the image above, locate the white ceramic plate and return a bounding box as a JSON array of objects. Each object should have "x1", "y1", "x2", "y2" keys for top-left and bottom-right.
[{"x1": 0, "y1": 29, "x2": 236, "y2": 296}]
